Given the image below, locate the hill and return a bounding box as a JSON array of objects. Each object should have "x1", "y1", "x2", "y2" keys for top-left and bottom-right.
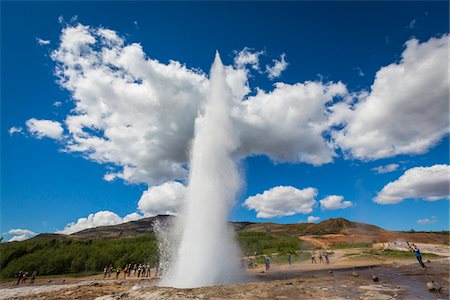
[
  {"x1": 1, "y1": 217, "x2": 448, "y2": 279},
  {"x1": 26, "y1": 216, "x2": 448, "y2": 246}
]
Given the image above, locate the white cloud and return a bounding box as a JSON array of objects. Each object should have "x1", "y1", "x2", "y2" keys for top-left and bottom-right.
[
  {"x1": 307, "y1": 216, "x2": 320, "y2": 223},
  {"x1": 8, "y1": 126, "x2": 23, "y2": 136},
  {"x1": 243, "y1": 186, "x2": 317, "y2": 218},
  {"x1": 25, "y1": 24, "x2": 450, "y2": 218},
  {"x1": 319, "y1": 195, "x2": 352, "y2": 210},
  {"x1": 97, "y1": 28, "x2": 123, "y2": 46},
  {"x1": 57, "y1": 210, "x2": 143, "y2": 234},
  {"x1": 372, "y1": 163, "x2": 399, "y2": 174},
  {"x1": 53, "y1": 101, "x2": 62, "y2": 107},
  {"x1": 36, "y1": 38, "x2": 50, "y2": 45},
  {"x1": 266, "y1": 53, "x2": 288, "y2": 79},
  {"x1": 7, "y1": 229, "x2": 36, "y2": 242},
  {"x1": 138, "y1": 181, "x2": 186, "y2": 216},
  {"x1": 234, "y1": 81, "x2": 347, "y2": 165},
  {"x1": 58, "y1": 15, "x2": 64, "y2": 24},
  {"x1": 334, "y1": 35, "x2": 449, "y2": 160},
  {"x1": 374, "y1": 164, "x2": 450, "y2": 204},
  {"x1": 24, "y1": 23, "x2": 347, "y2": 186},
  {"x1": 103, "y1": 173, "x2": 116, "y2": 182},
  {"x1": 234, "y1": 47, "x2": 264, "y2": 71},
  {"x1": 123, "y1": 212, "x2": 143, "y2": 222},
  {"x1": 417, "y1": 216, "x2": 437, "y2": 225},
  {"x1": 26, "y1": 118, "x2": 63, "y2": 140}
]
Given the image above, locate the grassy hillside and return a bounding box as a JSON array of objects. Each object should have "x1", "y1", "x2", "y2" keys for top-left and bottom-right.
[
  {"x1": 1, "y1": 217, "x2": 447, "y2": 279},
  {"x1": 0, "y1": 231, "x2": 310, "y2": 279},
  {"x1": 0, "y1": 235, "x2": 158, "y2": 279}
]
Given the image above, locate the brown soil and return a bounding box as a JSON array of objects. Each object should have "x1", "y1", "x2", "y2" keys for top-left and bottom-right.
[{"x1": 2, "y1": 246, "x2": 448, "y2": 300}]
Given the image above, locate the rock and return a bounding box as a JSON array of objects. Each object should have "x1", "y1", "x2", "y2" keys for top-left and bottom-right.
[
  {"x1": 352, "y1": 271, "x2": 359, "y2": 277},
  {"x1": 427, "y1": 281, "x2": 441, "y2": 291},
  {"x1": 372, "y1": 276, "x2": 379, "y2": 282}
]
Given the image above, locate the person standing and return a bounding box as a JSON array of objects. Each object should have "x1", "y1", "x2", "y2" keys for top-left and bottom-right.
[
  {"x1": 311, "y1": 252, "x2": 317, "y2": 264},
  {"x1": 123, "y1": 265, "x2": 128, "y2": 279},
  {"x1": 264, "y1": 256, "x2": 269, "y2": 270},
  {"x1": 287, "y1": 253, "x2": 292, "y2": 265},
  {"x1": 324, "y1": 251, "x2": 329, "y2": 264},
  {"x1": 30, "y1": 270, "x2": 38, "y2": 284},
  {"x1": 137, "y1": 264, "x2": 142, "y2": 278},
  {"x1": 115, "y1": 266, "x2": 121, "y2": 279},
  {"x1": 16, "y1": 270, "x2": 23, "y2": 285}
]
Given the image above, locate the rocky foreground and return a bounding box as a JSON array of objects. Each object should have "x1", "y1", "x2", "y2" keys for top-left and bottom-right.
[{"x1": 1, "y1": 256, "x2": 448, "y2": 300}]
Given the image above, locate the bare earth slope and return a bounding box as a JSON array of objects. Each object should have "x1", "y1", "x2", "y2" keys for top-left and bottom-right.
[{"x1": 29, "y1": 216, "x2": 449, "y2": 246}]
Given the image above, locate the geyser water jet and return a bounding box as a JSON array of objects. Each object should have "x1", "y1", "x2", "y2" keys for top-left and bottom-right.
[{"x1": 162, "y1": 52, "x2": 243, "y2": 288}]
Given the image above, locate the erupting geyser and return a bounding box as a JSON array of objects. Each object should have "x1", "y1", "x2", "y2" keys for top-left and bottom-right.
[{"x1": 162, "y1": 52, "x2": 243, "y2": 287}]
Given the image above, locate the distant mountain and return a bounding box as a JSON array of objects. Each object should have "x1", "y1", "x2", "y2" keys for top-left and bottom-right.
[
  {"x1": 29, "y1": 216, "x2": 382, "y2": 241},
  {"x1": 28, "y1": 216, "x2": 447, "y2": 246}
]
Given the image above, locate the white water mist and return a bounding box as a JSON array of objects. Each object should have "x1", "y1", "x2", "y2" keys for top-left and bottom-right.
[{"x1": 162, "y1": 52, "x2": 243, "y2": 288}]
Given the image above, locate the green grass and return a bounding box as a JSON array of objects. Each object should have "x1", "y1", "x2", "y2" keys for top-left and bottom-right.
[
  {"x1": 330, "y1": 242, "x2": 373, "y2": 249},
  {"x1": 343, "y1": 249, "x2": 442, "y2": 260},
  {"x1": 379, "y1": 249, "x2": 441, "y2": 259},
  {"x1": 237, "y1": 232, "x2": 307, "y2": 256}
]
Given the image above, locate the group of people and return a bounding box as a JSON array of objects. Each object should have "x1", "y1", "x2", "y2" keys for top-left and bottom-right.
[
  {"x1": 310, "y1": 250, "x2": 329, "y2": 264},
  {"x1": 103, "y1": 263, "x2": 160, "y2": 280},
  {"x1": 16, "y1": 270, "x2": 38, "y2": 285}
]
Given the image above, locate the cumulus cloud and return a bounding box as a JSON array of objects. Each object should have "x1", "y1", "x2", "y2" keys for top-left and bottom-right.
[
  {"x1": 243, "y1": 186, "x2": 317, "y2": 218},
  {"x1": 266, "y1": 53, "x2": 288, "y2": 79},
  {"x1": 374, "y1": 164, "x2": 450, "y2": 204},
  {"x1": 8, "y1": 126, "x2": 23, "y2": 136},
  {"x1": 24, "y1": 24, "x2": 450, "y2": 218},
  {"x1": 36, "y1": 37, "x2": 50, "y2": 45},
  {"x1": 334, "y1": 35, "x2": 449, "y2": 160},
  {"x1": 26, "y1": 118, "x2": 63, "y2": 140},
  {"x1": 417, "y1": 216, "x2": 437, "y2": 225},
  {"x1": 57, "y1": 210, "x2": 143, "y2": 234},
  {"x1": 23, "y1": 23, "x2": 348, "y2": 186},
  {"x1": 319, "y1": 195, "x2": 353, "y2": 210},
  {"x1": 234, "y1": 81, "x2": 347, "y2": 165},
  {"x1": 372, "y1": 163, "x2": 399, "y2": 174},
  {"x1": 138, "y1": 181, "x2": 186, "y2": 216},
  {"x1": 7, "y1": 229, "x2": 36, "y2": 242},
  {"x1": 234, "y1": 47, "x2": 264, "y2": 71},
  {"x1": 307, "y1": 216, "x2": 320, "y2": 223}
]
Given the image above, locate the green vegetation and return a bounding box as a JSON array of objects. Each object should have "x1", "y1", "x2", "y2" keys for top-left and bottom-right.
[
  {"x1": 343, "y1": 249, "x2": 442, "y2": 260},
  {"x1": 1, "y1": 232, "x2": 311, "y2": 279},
  {"x1": 379, "y1": 249, "x2": 440, "y2": 259},
  {"x1": 237, "y1": 231, "x2": 310, "y2": 256},
  {"x1": 403, "y1": 230, "x2": 450, "y2": 235},
  {"x1": 0, "y1": 236, "x2": 158, "y2": 279},
  {"x1": 330, "y1": 242, "x2": 373, "y2": 249}
]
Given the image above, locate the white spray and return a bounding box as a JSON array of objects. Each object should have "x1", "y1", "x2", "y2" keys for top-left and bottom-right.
[{"x1": 162, "y1": 52, "x2": 243, "y2": 288}]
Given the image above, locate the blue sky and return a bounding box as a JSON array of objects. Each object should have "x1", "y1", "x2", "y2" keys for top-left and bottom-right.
[{"x1": 1, "y1": 1, "x2": 449, "y2": 241}]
